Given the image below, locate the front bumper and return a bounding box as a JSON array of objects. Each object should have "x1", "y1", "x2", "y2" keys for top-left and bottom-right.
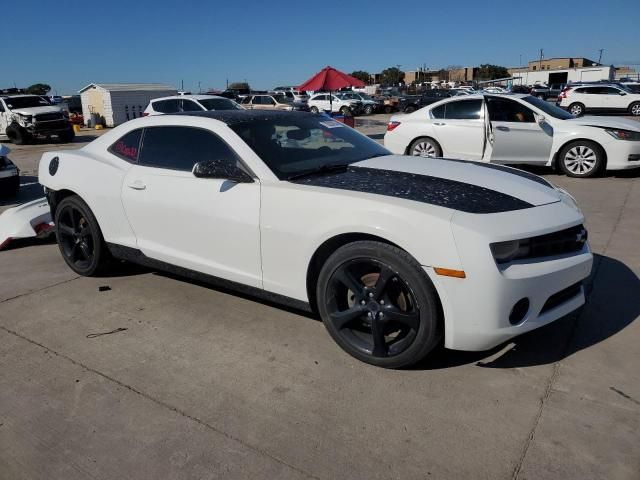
[
  {"x1": 25, "y1": 120, "x2": 71, "y2": 135},
  {"x1": 601, "y1": 140, "x2": 640, "y2": 170},
  {"x1": 430, "y1": 201, "x2": 593, "y2": 351}
]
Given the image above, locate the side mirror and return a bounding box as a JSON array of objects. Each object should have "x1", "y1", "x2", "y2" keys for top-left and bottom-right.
[
  {"x1": 192, "y1": 160, "x2": 253, "y2": 183},
  {"x1": 536, "y1": 114, "x2": 546, "y2": 125},
  {"x1": 619, "y1": 91, "x2": 626, "y2": 96}
]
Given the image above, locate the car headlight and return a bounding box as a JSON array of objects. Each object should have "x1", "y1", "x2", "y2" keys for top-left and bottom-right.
[
  {"x1": 18, "y1": 114, "x2": 33, "y2": 124},
  {"x1": 605, "y1": 129, "x2": 640, "y2": 140},
  {"x1": 490, "y1": 239, "x2": 531, "y2": 264}
]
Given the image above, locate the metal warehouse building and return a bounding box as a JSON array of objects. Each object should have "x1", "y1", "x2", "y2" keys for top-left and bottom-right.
[{"x1": 79, "y1": 83, "x2": 177, "y2": 127}]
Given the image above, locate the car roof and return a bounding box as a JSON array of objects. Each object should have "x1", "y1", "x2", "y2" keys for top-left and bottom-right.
[
  {"x1": 170, "y1": 109, "x2": 315, "y2": 125},
  {"x1": 152, "y1": 94, "x2": 227, "y2": 102}
]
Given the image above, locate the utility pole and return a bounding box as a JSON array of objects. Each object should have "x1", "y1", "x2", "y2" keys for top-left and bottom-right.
[
  {"x1": 539, "y1": 49, "x2": 544, "y2": 71},
  {"x1": 198, "y1": 81, "x2": 201, "y2": 94},
  {"x1": 598, "y1": 49, "x2": 604, "y2": 64},
  {"x1": 396, "y1": 64, "x2": 401, "y2": 85}
]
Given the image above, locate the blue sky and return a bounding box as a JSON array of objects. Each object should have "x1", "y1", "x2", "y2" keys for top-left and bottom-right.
[{"x1": 5, "y1": 0, "x2": 639, "y2": 94}]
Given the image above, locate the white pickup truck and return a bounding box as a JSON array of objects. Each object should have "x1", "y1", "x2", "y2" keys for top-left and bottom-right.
[{"x1": 0, "y1": 95, "x2": 74, "y2": 144}]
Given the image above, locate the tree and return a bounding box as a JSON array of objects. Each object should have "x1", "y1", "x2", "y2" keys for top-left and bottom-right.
[
  {"x1": 26, "y1": 83, "x2": 51, "y2": 95},
  {"x1": 380, "y1": 67, "x2": 405, "y2": 86},
  {"x1": 476, "y1": 64, "x2": 510, "y2": 81},
  {"x1": 228, "y1": 82, "x2": 250, "y2": 90},
  {"x1": 350, "y1": 71, "x2": 371, "y2": 84}
]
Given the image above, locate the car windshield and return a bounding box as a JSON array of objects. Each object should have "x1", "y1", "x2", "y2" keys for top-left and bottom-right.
[
  {"x1": 198, "y1": 98, "x2": 242, "y2": 110},
  {"x1": 230, "y1": 115, "x2": 390, "y2": 180},
  {"x1": 521, "y1": 95, "x2": 574, "y2": 120},
  {"x1": 4, "y1": 96, "x2": 51, "y2": 109}
]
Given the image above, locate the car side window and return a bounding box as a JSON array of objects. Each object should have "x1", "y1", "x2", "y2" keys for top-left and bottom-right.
[
  {"x1": 266, "y1": 97, "x2": 276, "y2": 105},
  {"x1": 430, "y1": 104, "x2": 445, "y2": 119},
  {"x1": 444, "y1": 99, "x2": 482, "y2": 120},
  {"x1": 241, "y1": 96, "x2": 252, "y2": 104},
  {"x1": 138, "y1": 126, "x2": 238, "y2": 172},
  {"x1": 108, "y1": 128, "x2": 143, "y2": 162},
  {"x1": 602, "y1": 87, "x2": 621, "y2": 95},
  {"x1": 152, "y1": 99, "x2": 179, "y2": 113},
  {"x1": 486, "y1": 97, "x2": 535, "y2": 123},
  {"x1": 180, "y1": 100, "x2": 203, "y2": 112}
]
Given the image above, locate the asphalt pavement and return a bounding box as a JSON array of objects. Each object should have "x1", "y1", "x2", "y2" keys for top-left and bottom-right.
[{"x1": 0, "y1": 118, "x2": 638, "y2": 479}]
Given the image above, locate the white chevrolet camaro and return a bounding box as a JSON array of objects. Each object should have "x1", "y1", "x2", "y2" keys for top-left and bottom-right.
[
  {"x1": 39, "y1": 111, "x2": 592, "y2": 368},
  {"x1": 384, "y1": 93, "x2": 640, "y2": 178}
]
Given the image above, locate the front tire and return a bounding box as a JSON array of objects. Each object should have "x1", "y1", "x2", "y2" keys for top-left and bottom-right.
[
  {"x1": 54, "y1": 195, "x2": 111, "y2": 276},
  {"x1": 340, "y1": 106, "x2": 351, "y2": 116},
  {"x1": 6, "y1": 125, "x2": 32, "y2": 145},
  {"x1": 364, "y1": 104, "x2": 374, "y2": 115},
  {"x1": 629, "y1": 102, "x2": 640, "y2": 116},
  {"x1": 310, "y1": 106, "x2": 319, "y2": 114},
  {"x1": 409, "y1": 137, "x2": 442, "y2": 158},
  {"x1": 558, "y1": 140, "x2": 605, "y2": 178},
  {"x1": 404, "y1": 105, "x2": 417, "y2": 113},
  {"x1": 568, "y1": 102, "x2": 585, "y2": 116},
  {"x1": 316, "y1": 241, "x2": 442, "y2": 368}
]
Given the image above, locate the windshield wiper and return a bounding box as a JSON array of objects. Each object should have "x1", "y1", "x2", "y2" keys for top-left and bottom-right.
[{"x1": 287, "y1": 163, "x2": 350, "y2": 181}]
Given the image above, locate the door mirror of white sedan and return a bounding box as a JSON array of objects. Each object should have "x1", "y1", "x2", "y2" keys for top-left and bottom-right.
[
  {"x1": 192, "y1": 160, "x2": 253, "y2": 183},
  {"x1": 536, "y1": 114, "x2": 546, "y2": 125}
]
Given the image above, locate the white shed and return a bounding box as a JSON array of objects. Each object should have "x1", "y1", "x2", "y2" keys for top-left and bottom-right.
[{"x1": 79, "y1": 83, "x2": 177, "y2": 127}]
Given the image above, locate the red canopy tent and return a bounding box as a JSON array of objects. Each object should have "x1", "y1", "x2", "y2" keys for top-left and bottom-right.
[{"x1": 298, "y1": 66, "x2": 366, "y2": 114}]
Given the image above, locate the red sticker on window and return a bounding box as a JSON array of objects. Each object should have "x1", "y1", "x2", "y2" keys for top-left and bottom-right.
[{"x1": 114, "y1": 141, "x2": 137, "y2": 160}]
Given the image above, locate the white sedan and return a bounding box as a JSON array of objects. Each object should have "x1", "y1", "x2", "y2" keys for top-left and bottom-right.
[
  {"x1": 384, "y1": 93, "x2": 640, "y2": 178},
  {"x1": 38, "y1": 111, "x2": 592, "y2": 368}
]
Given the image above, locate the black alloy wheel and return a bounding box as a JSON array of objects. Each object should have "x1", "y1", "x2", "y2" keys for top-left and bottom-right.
[
  {"x1": 54, "y1": 196, "x2": 110, "y2": 276},
  {"x1": 317, "y1": 241, "x2": 441, "y2": 368}
]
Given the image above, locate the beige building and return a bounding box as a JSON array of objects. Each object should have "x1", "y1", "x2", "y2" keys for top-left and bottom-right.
[
  {"x1": 79, "y1": 83, "x2": 177, "y2": 127},
  {"x1": 527, "y1": 57, "x2": 598, "y2": 71}
]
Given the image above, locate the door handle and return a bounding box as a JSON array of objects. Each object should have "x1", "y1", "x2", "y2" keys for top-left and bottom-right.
[
  {"x1": 127, "y1": 180, "x2": 146, "y2": 190},
  {"x1": 496, "y1": 126, "x2": 510, "y2": 132},
  {"x1": 433, "y1": 122, "x2": 446, "y2": 126}
]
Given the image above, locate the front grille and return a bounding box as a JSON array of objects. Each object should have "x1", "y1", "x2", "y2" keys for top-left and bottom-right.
[
  {"x1": 35, "y1": 112, "x2": 63, "y2": 122},
  {"x1": 528, "y1": 224, "x2": 587, "y2": 259},
  {"x1": 540, "y1": 282, "x2": 582, "y2": 314},
  {"x1": 34, "y1": 120, "x2": 68, "y2": 132}
]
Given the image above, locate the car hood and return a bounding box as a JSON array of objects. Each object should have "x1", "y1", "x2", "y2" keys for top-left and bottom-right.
[
  {"x1": 10, "y1": 106, "x2": 62, "y2": 116},
  {"x1": 290, "y1": 155, "x2": 561, "y2": 214},
  {"x1": 564, "y1": 116, "x2": 640, "y2": 131}
]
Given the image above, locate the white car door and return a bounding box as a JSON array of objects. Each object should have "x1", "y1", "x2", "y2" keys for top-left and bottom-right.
[
  {"x1": 485, "y1": 96, "x2": 553, "y2": 164},
  {"x1": 428, "y1": 98, "x2": 486, "y2": 160},
  {"x1": 0, "y1": 100, "x2": 8, "y2": 135},
  {"x1": 598, "y1": 86, "x2": 628, "y2": 111},
  {"x1": 121, "y1": 125, "x2": 262, "y2": 287}
]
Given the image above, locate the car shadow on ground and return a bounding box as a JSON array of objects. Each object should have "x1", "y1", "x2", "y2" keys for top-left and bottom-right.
[
  {"x1": 0, "y1": 176, "x2": 43, "y2": 207},
  {"x1": 415, "y1": 254, "x2": 639, "y2": 370},
  {"x1": 512, "y1": 163, "x2": 640, "y2": 179}
]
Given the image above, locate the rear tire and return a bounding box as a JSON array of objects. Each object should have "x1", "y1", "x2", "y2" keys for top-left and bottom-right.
[
  {"x1": 54, "y1": 195, "x2": 111, "y2": 276},
  {"x1": 409, "y1": 137, "x2": 442, "y2": 158},
  {"x1": 364, "y1": 104, "x2": 374, "y2": 115},
  {"x1": 558, "y1": 140, "x2": 605, "y2": 178},
  {"x1": 340, "y1": 106, "x2": 351, "y2": 116},
  {"x1": 310, "y1": 106, "x2": 319, "y2": 114},
  {"x1": 568, "y1": 102, "x2": 585, "y2": 116},
  {"x1": 316, "y1": 241, "x2": 442, "y2": 368},
  {"x1": 629, "y1": 102, "x2": 640, "y2": 116},
  {"x1": 404, "y1": 105, "x2": 417, "y2": 113}
]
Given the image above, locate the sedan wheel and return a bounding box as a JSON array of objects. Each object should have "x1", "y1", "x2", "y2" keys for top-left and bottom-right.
[
  {"x1": 55, "y1": 196, "x2": 110, "y2": 276},
  {"x1": 310, "y1": 106, "x2": 319, "y2": 113},
  {"x1": 558, "y1": 141, "x2": 604, "y2": 178},
  {"x1": 317, "y1": 241, "x2": 441, "y2": 368},
  {"x1": 410, "y1": 137, "x2": 441, "y2": 158},
  {"x1": 629, "y1": 102, "x2": 640, "y2": 116},
  {"x1": 569, "y1": 103, "x2": 584, "y2": 116}
]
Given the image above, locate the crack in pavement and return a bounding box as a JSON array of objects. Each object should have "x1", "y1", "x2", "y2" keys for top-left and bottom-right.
[
  {"x1": 511, "y1": 179, "x2": 634, "y2": 480},
  {"x1": 0, "y1": 324, "x2": 319, "y2": 480},
  {"x1": 0, "y1": 275, "x2": 81, "y2": 304}
]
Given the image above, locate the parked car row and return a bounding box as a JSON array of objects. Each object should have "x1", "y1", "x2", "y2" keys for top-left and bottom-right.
[{"x1": 557, "y1": 83, "x2": 640, "y2": 116}]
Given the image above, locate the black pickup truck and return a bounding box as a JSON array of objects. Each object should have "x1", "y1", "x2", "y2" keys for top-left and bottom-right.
[{"x1": 399, "y1": 90, "x2": 454, "y2": 113}]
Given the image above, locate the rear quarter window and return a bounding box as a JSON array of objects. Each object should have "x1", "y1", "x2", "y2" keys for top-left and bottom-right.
[{"x1": 108, "y1": 129, "x2": 143, "y2": 162}]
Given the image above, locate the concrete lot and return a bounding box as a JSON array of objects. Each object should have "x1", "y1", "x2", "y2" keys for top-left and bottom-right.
[{"x1": 1, "y1": 118, "x2": 639, "y2": 479}]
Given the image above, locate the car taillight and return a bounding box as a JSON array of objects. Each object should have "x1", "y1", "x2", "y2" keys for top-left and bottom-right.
[
  {"x1": 387, "y1": 121, "x2": 401, "y2": 132},
  {"x1": 559, "y1": 87, "x2": 570, "y2": 99}
]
